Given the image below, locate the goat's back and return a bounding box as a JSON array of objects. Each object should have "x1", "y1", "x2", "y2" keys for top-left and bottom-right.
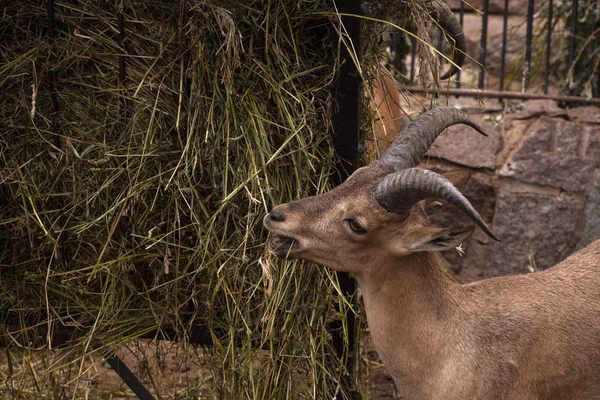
[{"x1": 453, "y1": 239, "x2": 600, "y2": 399}]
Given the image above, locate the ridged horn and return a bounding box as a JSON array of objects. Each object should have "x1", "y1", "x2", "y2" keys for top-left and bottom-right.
[
  {"x1": 424, "y1": 0, "x2": 467, "y2": 79},
  {"x1": 376, "y1": 107, "x2": 491, "y2": 171},
  {"x1": 375, "y1": 168, "x2": 499, "y2": 240},
  {"x1": 364, "y1": 0, "x2": 466, "y2": 79}
]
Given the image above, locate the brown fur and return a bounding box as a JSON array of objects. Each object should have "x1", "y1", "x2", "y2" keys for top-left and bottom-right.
[
  {"x1": 368, "y1": 72, "x2": 403, "y2": 159},
  {"x1": 264, "y1": 166, "x2": 600, "y2": 399}
]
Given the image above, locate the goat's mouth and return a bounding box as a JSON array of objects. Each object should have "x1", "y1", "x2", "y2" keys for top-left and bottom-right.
[{"x1": 269, "y1": 234, "x2": 300, "y2": 258}]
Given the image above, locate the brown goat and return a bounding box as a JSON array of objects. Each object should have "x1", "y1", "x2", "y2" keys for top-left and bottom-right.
[{"x1": 263, "y1": 107, "x2": 600, "y2": 399}]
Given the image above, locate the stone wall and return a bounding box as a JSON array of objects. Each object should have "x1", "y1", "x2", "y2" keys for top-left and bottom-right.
[
  {"x1": 364, "y1": 100, "x2": 599, "y2": 398},
  {"x1": 423, "y1": 100, "x2": 600, "y2": 281}
]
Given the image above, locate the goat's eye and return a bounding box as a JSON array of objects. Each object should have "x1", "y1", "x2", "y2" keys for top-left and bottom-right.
[{"x1": 346, "y1": 219, "x2": 367, "y2": 235}]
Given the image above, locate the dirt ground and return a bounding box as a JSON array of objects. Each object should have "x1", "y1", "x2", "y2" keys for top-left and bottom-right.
[{"x1": 0, "y1": 340, "x2": 217, "y2": 399}]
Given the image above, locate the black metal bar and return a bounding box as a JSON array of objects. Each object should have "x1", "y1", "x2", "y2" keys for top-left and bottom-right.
[
  {"x1": 104, "y1": 353, "x2": 156, "y2": 400},
  {"x1": 588, "y1": 0, "x2": 597, "y2": 78},
  {"x1": 410, "y1": 37, "x2": 417, "y2": 83},
  {"x1": 499, "y1": 0, "x2": 510, "y2": 92},
  {"x1": 117, "y1": 10, "x2": 126, "y2": 84},
  {"x1": 1, "y1": 323, "x2": 77, "y2": 349},
  {"x1": 178, "y1": 0, "x2": 191, "y2": 128},
  {"x1": 1, "y1": 319, "x2": 216, "y2": 349},
  {"x1": 523, "y1": 0, "x2": 535, "y2": 91},
  {"x1": 117, "y1": 6, "x2": 130, "y2": 117},
  {"x1": 46, "y1": 0, "x2": 55, "y2": 38},
  {"x1": 478, "y1": 0, "x2": 489, "y2": 89},
  {"x1": 567, "y1": 0, "x2": 578, "y2": 76},
  {"x1": 456, "y1": 0, "x2": 464, "y2": 88},
  {"x1": 332, "y1": 16, "x2": 362, "y2": 182},
  {"x1": 405, "y1": 86, "x2": 600, "y2": 104},
  {"x1": 182, "y1": 4, "x2": 191, "y2": 102},
  {"x1": 45, "y1": 0, "x2": 69, "y2": 270},
  {"x1": 46, "y1": 0, "x2": 60, "y2": 150},
  {"x1": 544, "y1": 0, "x2": 553, "y2": 94},
  {"x1": 332, "y1": 1, "x2": 361, "y2": 398}
]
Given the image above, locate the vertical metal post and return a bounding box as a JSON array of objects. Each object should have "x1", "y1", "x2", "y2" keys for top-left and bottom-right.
[
  {"x1": 523, "y1": 0, "x2": 535, "y2": 92},
  {"x1": 588, "y1": 1, "x2": 597, "y2": 78},
  {"x1": 117, "y1": 11, "x2": 126, "y2": 85},
  {"x1": 45, "y1": 0, "x2": 70, "y2": 272},
  {"x1": 567, "y1": 0, "x2": 578, "y2": 77},
  {"x1": 478, "y1": 0, "x2": 489, "y2": 89},
  {"x1": 456, "y1": 1, "x2": 465, "y2": 88},
  {"x1": 46, "y1": 0, "x2": 60, "y2": 150},
  {"x1": 332, "y1": 7, "x2": 362, "y2": 183},
  {"x1": 117, "y1": 5, "x2": 129, "y2": 115},
  {"x1": 499, "y1": 0, "x2": 510, "y2": 92},
  {"x1": 332, "y1": 1, "x2": 361, "y2": 398},
  {"x1": 410, "y1": 41, "x2": 417, "y2": 83},
  {"x1": 544, "y1": 0, "x2": 553, "y2": 94}
]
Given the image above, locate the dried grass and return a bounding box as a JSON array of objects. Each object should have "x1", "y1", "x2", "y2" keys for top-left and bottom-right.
[{"x1": 0, "y1": 1, "x2": 437, "y2": 398}]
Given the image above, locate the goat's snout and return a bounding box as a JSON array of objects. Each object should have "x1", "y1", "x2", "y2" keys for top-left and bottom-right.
[{"x1": 266, "y1": 208, "x2": 286, "y2": 223}]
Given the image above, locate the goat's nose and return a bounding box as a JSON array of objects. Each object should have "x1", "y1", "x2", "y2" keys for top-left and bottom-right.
[{"x1": 267, "y1": 208, "x2": 286, "y2": 222}]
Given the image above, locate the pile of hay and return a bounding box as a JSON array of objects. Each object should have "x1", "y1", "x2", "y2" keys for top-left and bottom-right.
[{"x1": 0, "y1": 0, "x2": 426, "y2": 397}]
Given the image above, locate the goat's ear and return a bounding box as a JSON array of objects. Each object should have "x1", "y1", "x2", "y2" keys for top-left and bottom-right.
[
  {"x1": 346, "y1": 166, "x2": 370, "y2": 181},
  {"x1": 442, "y1": 170, "x2": 471, "y2": 189},
  {"x1": 409, "y1": 226, "x2": 474, "y2": 253}
]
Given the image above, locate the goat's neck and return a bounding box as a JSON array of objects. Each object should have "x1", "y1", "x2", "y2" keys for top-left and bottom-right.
[{"x1": 355, "y1": 252, "x2": 459, "y2": 390}]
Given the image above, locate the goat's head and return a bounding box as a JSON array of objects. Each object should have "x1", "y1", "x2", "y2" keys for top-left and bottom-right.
[{"x1": 263, "y1": 107, "x2": 499, "y2": 274}]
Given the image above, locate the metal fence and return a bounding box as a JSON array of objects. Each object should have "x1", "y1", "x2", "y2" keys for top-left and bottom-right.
[{"x1": 405, "y1": 0, "x2": 600, "y2": 104}]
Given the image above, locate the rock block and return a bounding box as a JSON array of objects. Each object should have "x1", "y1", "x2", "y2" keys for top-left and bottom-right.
[
  {"x1": 445, "y1": 97, "x2": 504, "y2": 114},
  {"x1": 499, "y1": 117, "x2": 600, "y2": 192},
  {"x1": 426, "y1": 118, "x2": 501, "y2": 169},
  {"x1": 426, "y1": 171, "x2": 496, "y2": 282},
  {"x1": 484, "y1": 191, "x2": 583, "y2": 278},
  {"x1": 577, "y1": 173, "x2": 600, "y2": 249},
  {"x1": 509, "y1": 99, "x2": 567, "y2": 120},
  {"x1": 427, "y1": 172, "x2": 495, "y2": 228},
  {"x1": 568, "y1": 106, "x2": 600, "y2": 125}
]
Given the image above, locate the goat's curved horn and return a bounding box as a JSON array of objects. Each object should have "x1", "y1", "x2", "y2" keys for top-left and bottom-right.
[
  {"x1": 375, "y1": 168, "x2": 500, "y2": 241},
  {"x1": 376, "y1": 107, "x2": 491, "y2": 171},
  {"x1": 424, "y1": 0, "x2": 466, "y2": 79}
]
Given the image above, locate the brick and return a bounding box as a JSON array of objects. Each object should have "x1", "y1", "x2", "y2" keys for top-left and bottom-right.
[
  {"x1": 484, "y1": 191, "x2": 583, "y2": 277},
  {"x1": 426, "y1": 118, "x2": 501, "y2": 169},
  {"x1": 426, "y1": 171, "x2": 496, "y2": 282},
  {"x1": 568, "y1": 106, "x2": 600, "y2": 125},
  {"x1": 577, "y1": 173, "x2": 600, "y2": 249},
  {"x1": 499, "y1": 117, "x2": 600, "y2": 192}
]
